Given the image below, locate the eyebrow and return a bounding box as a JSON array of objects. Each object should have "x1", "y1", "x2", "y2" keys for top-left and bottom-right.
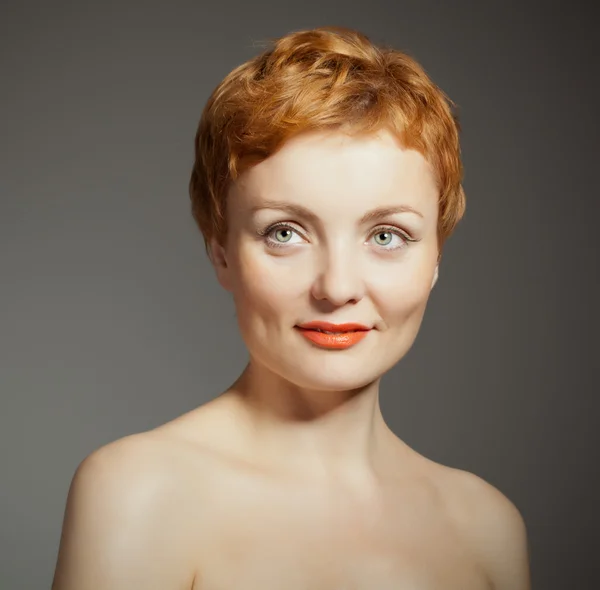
[{"x1": 250, "y1": 200, "x2": 424, "y2": 223}]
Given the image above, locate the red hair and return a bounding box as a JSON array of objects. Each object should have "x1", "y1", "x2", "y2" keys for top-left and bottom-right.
[{"x1": 190, "y1": 26, "x2": 465, "y2": 254}]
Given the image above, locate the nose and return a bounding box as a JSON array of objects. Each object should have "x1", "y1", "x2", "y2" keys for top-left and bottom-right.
[{"x1": 310, "y1": 244, "x2": 366, "y2": 306}]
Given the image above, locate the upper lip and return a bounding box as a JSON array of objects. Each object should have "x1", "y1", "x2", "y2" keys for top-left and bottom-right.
[{"x1": 296, "y1": 321, "x2": 372, "y2": 332}]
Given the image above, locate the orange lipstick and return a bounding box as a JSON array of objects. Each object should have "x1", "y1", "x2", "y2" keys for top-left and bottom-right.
[{"x1": 295, "y1": 321, "x2": 371, "y2": 350}]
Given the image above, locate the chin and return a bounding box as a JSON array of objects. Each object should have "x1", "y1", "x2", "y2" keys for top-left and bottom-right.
[
  {"x1": 262, "y1": 350, "x2": 396, "y2": 393},
  {"x1": 243, "y1": 328, "x2": 417, "y2": 392},
  {"x1": 283, "y1": 370, "x2": 381, "y2": 393}
]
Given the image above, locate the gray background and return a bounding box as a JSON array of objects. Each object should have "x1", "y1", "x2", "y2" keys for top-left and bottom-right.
[{"x1": 1, "y1": 0, "x2": 598, "y2": 588}]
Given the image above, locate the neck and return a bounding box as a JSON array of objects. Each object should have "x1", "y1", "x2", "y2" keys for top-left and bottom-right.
[{"x1": 222, "y1": 361, "x2": 400, "y2": 486}]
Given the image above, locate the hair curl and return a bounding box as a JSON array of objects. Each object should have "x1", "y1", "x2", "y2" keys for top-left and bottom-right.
[{"x1": 189, "y1": 26, "x2": 465, "y2": 255}]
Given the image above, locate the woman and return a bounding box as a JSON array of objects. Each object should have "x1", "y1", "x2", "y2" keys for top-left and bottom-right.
[{"x1": 52, "y1": 26, "x2": 531, "y2": 590}]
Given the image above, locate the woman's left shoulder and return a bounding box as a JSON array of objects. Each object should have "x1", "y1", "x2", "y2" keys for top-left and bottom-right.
[
  {"x1": 435, "y1": 466, "x2": 531, "y2": 590},
  {"x1": 441, "y1": 467, "x2": 526, "y2": 531}
]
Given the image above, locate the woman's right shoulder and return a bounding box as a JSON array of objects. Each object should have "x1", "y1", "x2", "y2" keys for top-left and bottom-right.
[
  {"x1": 67, "y1": 433, "x2": 184, "y2": 524},
  {"x1": 52, "y1": 431, "x2": 206, "y2": 589},
  {"x1": 73, "y1": 426, "x2": 212, "y2": 501},
  {"x1": 68, "y1": 397, "x2": 245, "y2": 521},
  {"x1": 77, "y1": 431, "x2": 168, "y2": 479}
]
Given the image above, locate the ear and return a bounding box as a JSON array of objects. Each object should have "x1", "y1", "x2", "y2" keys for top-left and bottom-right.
[
  {"x1": 209, "y1": 237, "x2": 233, "y2": 292},
  {"x1": 431, "y1": 264, "x2": 439, "y2": 289}
]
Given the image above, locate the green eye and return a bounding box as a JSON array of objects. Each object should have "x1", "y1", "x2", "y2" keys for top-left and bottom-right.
[
  {"x1": 373, "y1": 231, "x2": 393, "y2": 246},
  {"x1": 369, "y1": 226, "x2": 414, "y2": 250},
  {"x1": 274, "y1": 228, "x2": 293, "y2": 242}
]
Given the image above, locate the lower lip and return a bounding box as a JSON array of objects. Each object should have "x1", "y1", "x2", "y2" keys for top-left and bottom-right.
[{"x1": 296, "y1": 328, "x2": 370, "y2": 349}]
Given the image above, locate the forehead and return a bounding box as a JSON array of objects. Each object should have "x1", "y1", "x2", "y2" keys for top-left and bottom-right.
[{"x1": 230, "y1": 129, "x2": 439, "y2": 218}]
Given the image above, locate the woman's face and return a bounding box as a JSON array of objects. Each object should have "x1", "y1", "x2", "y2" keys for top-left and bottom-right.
[{"x1": 211, "y1": 129, "x2": 440, "y2": 391}]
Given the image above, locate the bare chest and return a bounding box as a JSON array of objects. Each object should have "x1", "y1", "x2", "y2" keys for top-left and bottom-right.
[
  {"x1": 194, "y1": 537, "x2": 489, "y2": 590},
  {"x1": 191, "y1": 483, "x2": 490, "y2": 590}
]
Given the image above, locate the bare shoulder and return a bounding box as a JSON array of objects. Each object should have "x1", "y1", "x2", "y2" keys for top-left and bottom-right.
[
  {"x1": 434, "y1": 465, "x2": 531, "y2": 590},
  {"x1": 52, "y1": 431, "x2": 203, "y2": 590},
  {"x1": 80, "y1": 430, "x2": 194, "y2": 496},
  {"x1": 69, "y1": 429, "x2": 202, "y2": 511}
]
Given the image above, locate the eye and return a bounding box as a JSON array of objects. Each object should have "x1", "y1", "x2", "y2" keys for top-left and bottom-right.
[
  {"x1": 259, "y1": 222, "x2": 304, "y2": 248},
  {"x1": 373, "y1": 230, "x2": 395, "y2": 246},
  {"x1": 273, "y1": 227, "x2": 295, "y2": 243},
  {"x1": 368, "y1": 226, "x2": 412, "y2": 250}
]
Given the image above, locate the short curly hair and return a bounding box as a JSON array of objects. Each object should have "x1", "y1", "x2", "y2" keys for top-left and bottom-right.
[{"x1": 189, "y1": 26, "x2": 465, "y2": 254}]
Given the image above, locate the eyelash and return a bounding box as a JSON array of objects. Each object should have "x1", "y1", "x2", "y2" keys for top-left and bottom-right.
[{"x1": 258, "y1": 222, "x2": 417, "y2": 251}]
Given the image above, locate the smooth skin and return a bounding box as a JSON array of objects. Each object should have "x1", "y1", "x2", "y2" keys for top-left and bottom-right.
[{"x1": 52, "y1": 129, "x2": 531, "y2": 589}]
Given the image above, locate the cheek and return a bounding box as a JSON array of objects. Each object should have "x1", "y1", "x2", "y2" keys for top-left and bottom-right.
[
  {"x1": 231, "y1": 249, "x2": 305, "y2": 318},
  {"x1": 369, "y1": 258, "x2": 435, "y2": 320}
]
